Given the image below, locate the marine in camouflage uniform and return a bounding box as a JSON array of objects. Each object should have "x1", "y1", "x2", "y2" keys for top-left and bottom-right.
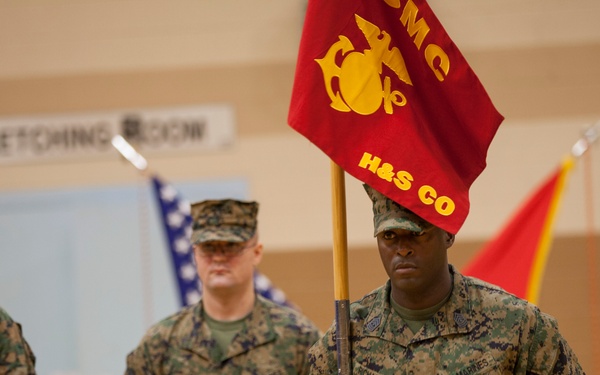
[
  {"x1": 0, "y1": 307, "x2": 36, "y2": 374},
  {"x1": 308, "y1": 267, "x2": 583, "y2": 374},
  {"x1": 126, "y1": 294, "x2": 320, "y2": 374},
  {"x1": 126, "y1": 199, "x2": 321, "y2": 374},
  {"x1": 307, "y1": 185, "x2": 584, "y2": 374}
]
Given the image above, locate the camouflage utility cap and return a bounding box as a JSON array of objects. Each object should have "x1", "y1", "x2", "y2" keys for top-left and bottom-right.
[
  {"x1": 191, "y1": 199, "x2": 258, "y2": 243},
  {"x1": 363, "y1": 184, "x2": 432, "y2": 236}
]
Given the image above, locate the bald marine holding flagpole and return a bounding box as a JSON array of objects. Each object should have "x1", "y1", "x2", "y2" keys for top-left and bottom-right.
[{"x1": 287, "y1": 0, "x2": 585, "y2": 373}]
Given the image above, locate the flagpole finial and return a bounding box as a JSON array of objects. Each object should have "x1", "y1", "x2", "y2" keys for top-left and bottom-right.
[
  {"x1": 111, "y1": 135, "x2": 148, "y2": 171},
  {"x1": 571, "y1": 120, "x2": 600, "y2": 158}
]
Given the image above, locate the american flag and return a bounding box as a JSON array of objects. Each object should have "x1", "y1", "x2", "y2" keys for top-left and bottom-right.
[
  {"x1": 151, "y1": 175, "x2": 293, "y2": 308},
  {"x1": 151, "y1": 175, "x2": 201, "y2": 306}
]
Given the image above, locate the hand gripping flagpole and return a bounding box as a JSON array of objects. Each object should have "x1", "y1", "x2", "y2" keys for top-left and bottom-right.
[{"x1": 330, "y1": 161, "x2": 351, "y2": 374}]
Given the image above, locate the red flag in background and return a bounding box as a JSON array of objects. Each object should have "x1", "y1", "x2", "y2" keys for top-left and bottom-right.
[
  {"x1": 288, "y1": 0, "x2": 504, "y2": 234},
  {"x1": 462, "y1": 157, "x2": 574, "y2": 304}
]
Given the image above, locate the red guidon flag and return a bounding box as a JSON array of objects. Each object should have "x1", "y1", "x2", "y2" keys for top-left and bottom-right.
[
  {"x1": 288, "y1": 0, "x2": 504, "y2": 234},
  {"x1": 462, "y1": 157, "x2": 574, "y2": 303}
]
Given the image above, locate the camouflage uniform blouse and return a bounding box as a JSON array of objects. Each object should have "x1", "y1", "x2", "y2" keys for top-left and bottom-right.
[
  {"x1": 0, "y1": 307, "x2": 36, "y2": 374},
  {"x1": 126, "y1": 295, "x2": 321, "y2": 375},
  {"x1": 308, "y1": 266, "x2": 584, "y2": 374}
]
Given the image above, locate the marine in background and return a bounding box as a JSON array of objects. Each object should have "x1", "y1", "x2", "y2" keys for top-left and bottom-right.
[
  {"x1": 0, "y1": 306, "x2": 36, "y2": 374},
  {"x1": 126, "y1": 198, "x2": 321, "y2": 374}
]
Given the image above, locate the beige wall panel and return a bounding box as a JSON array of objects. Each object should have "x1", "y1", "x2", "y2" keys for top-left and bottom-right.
[
  {"x1": 0, "y1": 0, "x2": 307, "y2": 79},
  {"x1": 2, "y1": 0, "x2": 600, "y2": 79}
]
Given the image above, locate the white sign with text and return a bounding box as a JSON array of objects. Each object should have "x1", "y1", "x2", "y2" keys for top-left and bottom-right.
[{"x1": 0, "y1": 104, "x2": 235, "y2": 164}]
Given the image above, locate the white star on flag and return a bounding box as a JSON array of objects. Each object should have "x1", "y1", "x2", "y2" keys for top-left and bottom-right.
[
  {"x1": 174, "y1": 237, "x2": 191, "y2": 254},
  {"x1": 186, "y1": 290, "x2": 202, "y2": 305},
  {"x1": 178, "y1": 200, "x2": 191, "y2": 215},
  {"x1": 160, "y1": 184, "x2": 177, "y2": 203},
  {"x1": 179, "y1": 262, "x2": 197, "y2": 281},
  {"x1": 167, "y1": 211, "x2": 185, "y2": 228}
]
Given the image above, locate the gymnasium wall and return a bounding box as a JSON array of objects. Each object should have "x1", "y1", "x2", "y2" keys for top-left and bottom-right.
[{"x1": 1, "y1": 1, "x2": 599, "y2": 373}]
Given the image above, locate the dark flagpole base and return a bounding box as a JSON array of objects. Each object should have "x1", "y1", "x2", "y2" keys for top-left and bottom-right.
[{"x1": 335, "y1": 299, "x2": 351, "y2": 374}]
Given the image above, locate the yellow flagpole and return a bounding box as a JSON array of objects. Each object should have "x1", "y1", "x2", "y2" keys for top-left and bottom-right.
[{"x1": 330, "y1": 161, "x2": 351, "y2": 374}]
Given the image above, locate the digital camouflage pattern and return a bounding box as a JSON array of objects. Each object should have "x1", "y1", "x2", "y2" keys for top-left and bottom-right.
[
  {"x1": 308, "y1": 266, "x2": 585, "y2": 374},
  {"x1": 126, "y1": 295, "x2": 321, "y2": 374},
  {"x1": 191, "y1": 199, "x2": 259, "y2": 244},
  {"x1": 364, "y1": 184, "x2": 433, "y2": 236},
  {"x1": 0, "y1": 307, "x2": 36, "y2": 374}
]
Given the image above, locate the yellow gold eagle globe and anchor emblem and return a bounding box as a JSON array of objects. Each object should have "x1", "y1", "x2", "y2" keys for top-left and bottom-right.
[{"x1": 315, "y1": 14, "x2": 413, "y2": 116}]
